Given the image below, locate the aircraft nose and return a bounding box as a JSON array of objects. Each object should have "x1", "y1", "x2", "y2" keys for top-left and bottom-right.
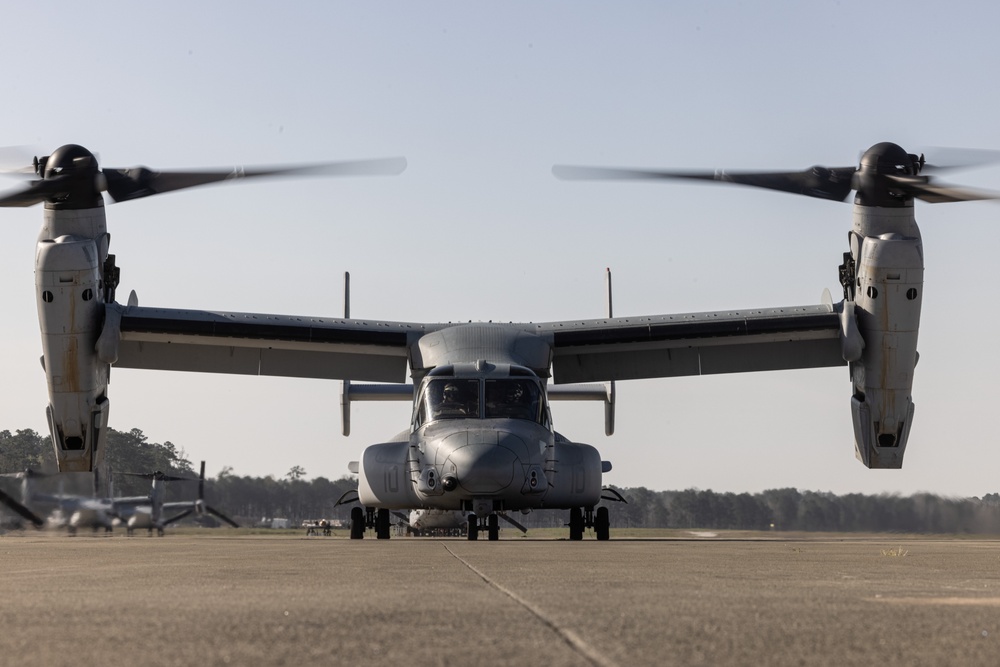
[{"x1": 447, "y1": 443, "x2": 518, "y2": 494}]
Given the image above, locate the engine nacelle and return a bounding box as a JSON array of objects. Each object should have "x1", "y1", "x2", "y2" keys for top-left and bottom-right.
[
  {"x1": 850, "y1": 232, "x2": 922, "y2": 469},
  {"x1": 357, "y1": 442, "x2": 421, "y2": 508},
  {"x1": 540, "y1": 438, "x2": 603, "y2": 509},
  {"x1": 37, "y1": 235, "x2": 111, "y2": 472}
]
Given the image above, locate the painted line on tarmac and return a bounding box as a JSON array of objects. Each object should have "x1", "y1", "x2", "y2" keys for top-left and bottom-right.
[{"x1": 443, "y1": 544, "x2": 617, "y2": 667}]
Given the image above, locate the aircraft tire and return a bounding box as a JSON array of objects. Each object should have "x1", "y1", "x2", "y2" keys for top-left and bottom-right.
[
  {"x1": 467, "y1": 514, "x2": 478, "y2": 541},
  {"x1": 376, "y1": 508, "x2": 391, "y2": 540},
  {"x1": 487, "y1": 514, "x2": 499, "y2": 541},
  {"x1": 595, "y1": 506, "x2": 610, "y2": 541},
  {"x1": 350, "y1": 507, "x2": 365, "y2": 539},
  {"x1": 569, "y1": 507, "x2": 583, "y2": 541}
]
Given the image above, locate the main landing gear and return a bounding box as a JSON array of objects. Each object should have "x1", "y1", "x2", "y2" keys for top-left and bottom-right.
[
  {"x1": 568, "y1": 506, "x2": 610, "y2": 541},
  {"x1": 349, "y1": 506, "x2": 392, "y2": 540}
]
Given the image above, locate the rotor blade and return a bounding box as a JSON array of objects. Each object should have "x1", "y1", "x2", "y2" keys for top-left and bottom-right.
[
  {"x1": 0, "y1": 146, "x2": 38, "y2": 174},
  {"x1": 205, "y1": 505, "x2": 240, "y2": 528},
  {"x1": 497, "y1": 512, "x2": 528, "y2": 534},
  {"x1": 0, "y1": 469, "x2": 53, "y2": 480},
  {"x1": 885, "y1": 175, "x2": 1000, "y2": 204},
  {"x1": 120, "y1": 471, "x2": 196, "y2": 482},
  {"x1": 0, "y1": 488, "x2": 45, "y2": 528},
  {"x1": 103, "y1": 157, "x2": 407, "y2": 203},
  {"x1": 158, "y1": 471, "x2": 197, "y2": 482},
  {"x1": 163, "y1": 509, "x2": 195, "y2": 526},
  {"x1": 0, "y1": 175, "x2": 75, "y2": 207},
  {"x1": 921, "y1": 147, "x2": 1000, "y2": 172},
  {"x1": 552, "y1": 164, "x2": 857, "y2": 202}
]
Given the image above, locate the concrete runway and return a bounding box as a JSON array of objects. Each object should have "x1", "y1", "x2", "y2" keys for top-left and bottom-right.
[{"x1": 2, "y1": 533, "x2": 1000, "y2": 666}]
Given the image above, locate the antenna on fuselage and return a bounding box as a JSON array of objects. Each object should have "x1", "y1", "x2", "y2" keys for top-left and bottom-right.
[
  {"x1": 605, "y1": 267, "x2": 613, "y2": 319},
  {"x1": 344, "y1": 271, "x2": 351, "y2": 319}
]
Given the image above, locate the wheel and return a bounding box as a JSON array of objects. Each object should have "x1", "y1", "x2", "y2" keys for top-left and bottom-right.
[
  {"x1": 595, "y1": 506, "x2": 610, "y2": 541},
  {"x1": 487, "y1": 514, "x2": 499, "y2": 541},
  {"x1": 569, "y1": 507, "x2": 583, "y2": 541},
  {"x1": 350, "y1": 507, "x2": 365, "y2": 539},
  {"x1": 467, "y1": 514, "x2": 478, "y2": 541},
  {"x1": 376, "y1": 508, "x2": 391, "y2": 539}
]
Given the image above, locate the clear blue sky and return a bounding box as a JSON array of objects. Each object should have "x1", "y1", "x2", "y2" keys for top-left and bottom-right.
[{"x1": 1, "y1": 2, "x2": 999, "y2": 496}]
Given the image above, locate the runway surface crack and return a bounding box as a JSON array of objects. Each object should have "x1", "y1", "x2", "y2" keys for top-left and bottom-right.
[{"x1": 443, "y1": 544, "x2": 617, "y2": 667}]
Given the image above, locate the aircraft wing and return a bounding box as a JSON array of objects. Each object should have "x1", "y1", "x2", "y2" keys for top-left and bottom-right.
[
  {"x1": 104, "y1": 304, "x2": 429, "y2": 383},
  {"x1": 535, "y1": 303, "x2": 847, "y2": 384},
  {"x1": 104, "y1": 301, "x2": 846, "y2": 385}
]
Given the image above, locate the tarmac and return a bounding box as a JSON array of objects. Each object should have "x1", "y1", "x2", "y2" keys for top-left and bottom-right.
[{"x1": 2, "y1": 532, "x2": 1000, "y2": 667}]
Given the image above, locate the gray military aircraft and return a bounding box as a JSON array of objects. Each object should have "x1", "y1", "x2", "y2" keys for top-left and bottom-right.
[
  {"x1": 114, "y1": 461, "x2": 239, "y2": 536},
  {"x1": 2, "y1": 468, "x2": 119, "y2": 534},
  {"x1": 1, "y1": 141, "x2": 995, "y2": 541},
  {"x1": 0, "y1": 460, "x2": 236, "y2": 535}
]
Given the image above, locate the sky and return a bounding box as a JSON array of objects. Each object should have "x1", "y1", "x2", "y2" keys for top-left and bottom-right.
[{"x1": 1, "y1": 2, "x2": 999, "y2": 497}]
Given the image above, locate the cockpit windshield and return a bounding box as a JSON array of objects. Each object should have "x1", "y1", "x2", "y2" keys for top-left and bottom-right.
[
  {"x1": 421, "y1": 379, "x2": 480, "y2": 421},
  {"x1": 485, "y1": 379, "x2": 542, "y2": 422},
  {"x1": 415, "y1": 377, "x2": 546, "y2": 427}
]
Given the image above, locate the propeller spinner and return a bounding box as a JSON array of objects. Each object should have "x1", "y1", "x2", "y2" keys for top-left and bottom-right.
[
  {"x1": 0, "y1": 144, "x2": 407, "y2": 209},
  {"x1": 553, "y1": 142, "x2": 1000, "y2": 206}
]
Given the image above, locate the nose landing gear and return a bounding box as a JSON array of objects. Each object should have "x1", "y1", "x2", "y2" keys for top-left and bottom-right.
[
  {"x1": 349, "y1": 506, "x2": 392, "y2": 539},
  {"x1": 567, "y1": 506, "x2": 610, "y2": 541},
  {"x1": 467, "y1": 513, "x2": 500, "y2": 541}
]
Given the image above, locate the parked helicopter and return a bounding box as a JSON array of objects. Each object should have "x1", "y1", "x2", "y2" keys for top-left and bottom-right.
[{"x1": 1, "y1": 141, "x2": 994, "y2": 540}]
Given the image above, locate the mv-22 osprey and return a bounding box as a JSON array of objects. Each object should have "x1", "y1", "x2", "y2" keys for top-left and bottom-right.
[{"x1": 2, "y1": 141, "x2": 995, "y2": 540}]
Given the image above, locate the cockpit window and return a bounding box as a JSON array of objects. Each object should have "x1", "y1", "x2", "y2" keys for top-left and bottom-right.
[
  {"x1": 485, "y1": 379, "x2": 542, "y2": 423},
  {"x1": 414, "y1": 376, "x2": 548, "y2": 429},
  {"x1": 418, "y1": 379, "x2": 480, "y2": 423}
]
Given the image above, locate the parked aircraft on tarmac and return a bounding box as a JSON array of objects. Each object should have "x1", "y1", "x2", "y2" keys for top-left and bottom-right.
[
  {"x1": 114, "y1": 461, "x2": 239, "y2": 536},
  {"x1": 0, "y1": 461, "x2": 236, "y2": 535},
  {"x1": 1, "y1": 142, "x2": 995, "y2": 541}
]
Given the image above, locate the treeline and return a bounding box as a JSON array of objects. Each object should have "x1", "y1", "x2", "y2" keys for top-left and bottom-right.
[
  {"x1": 4, "y1": 428, "x2": 1000, "y2": 533},
  {"x1": 0, "y1": 428, "x2": 357, "y2": 524},
  {"x1": 552, "y1": 487, "x2": 1000, "y2": 534}
]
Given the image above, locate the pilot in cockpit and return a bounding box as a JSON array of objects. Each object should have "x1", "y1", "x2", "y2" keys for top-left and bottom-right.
[{"x1": 438, "y1": 383, "x2": 468, "y2": 416}]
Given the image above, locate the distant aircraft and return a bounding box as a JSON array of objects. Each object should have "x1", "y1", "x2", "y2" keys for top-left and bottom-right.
[
  {"x1": 114, "y1": 461, "x2": 239, "y2": 536},
  {"x1": 3, "y1": 142, "x2": 997, "y2": 541},
  {"x1": 1, "y1": 461, "x2": 237, "y2": 535}
]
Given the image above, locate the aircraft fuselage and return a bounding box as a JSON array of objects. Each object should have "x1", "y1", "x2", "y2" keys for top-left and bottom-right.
[{"x1": 356, "y1": 360, "x2": 605, "y2": 516}]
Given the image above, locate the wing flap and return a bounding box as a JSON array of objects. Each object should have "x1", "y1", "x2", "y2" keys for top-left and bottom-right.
[
  {"x1": 110, "y1": 305, "x2": 420, "y2": 383},
  {"x1": 543, "y1": 304, "x2": 845, "y2": 384}
]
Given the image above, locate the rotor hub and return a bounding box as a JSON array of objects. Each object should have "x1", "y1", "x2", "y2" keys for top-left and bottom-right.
[
  {"x1": 41, "y1": 144, "x2": 99, "y2": 179},
  {"x1": 854, "y1": 142, "x2": 922, "y2": 208}
]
